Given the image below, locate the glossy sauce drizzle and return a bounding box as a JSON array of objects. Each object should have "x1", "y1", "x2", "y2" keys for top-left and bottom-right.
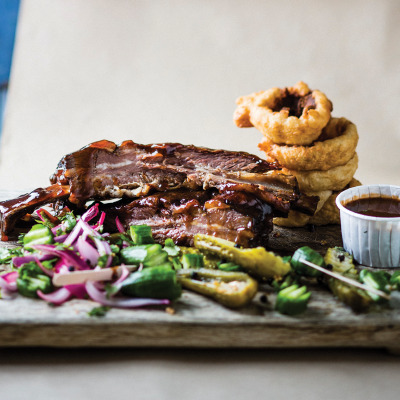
[{"x1": 344, "y1": 196, "x2": 400, "y2": 218}]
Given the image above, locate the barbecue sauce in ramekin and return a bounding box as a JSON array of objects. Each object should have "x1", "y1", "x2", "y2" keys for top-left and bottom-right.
[{"x1": 344, "y1": 196, "x2": 400, "y2": 218}]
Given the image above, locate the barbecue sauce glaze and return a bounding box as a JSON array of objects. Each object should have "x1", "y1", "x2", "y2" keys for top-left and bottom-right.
[{"x1": 344, "y1": 196, "x2": 400, "y2": 218}]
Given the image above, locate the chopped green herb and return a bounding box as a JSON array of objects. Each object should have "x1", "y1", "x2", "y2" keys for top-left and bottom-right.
[
  {"x1": 105, "y1": 283, "x2": 119, "y2": 298},
  {"x1": 36, "y1": 209, "x2": 57, "y2": 228},
  {"x1": 97, "y1": 254, "x2": 110, "y2": 268},
  {"x1": 60, "y1": 212, "x2": 77, "y2": 233},
  {"x1": 163, "y1": 238, "x2": 180, "y2": 257},
  {"x1": 110, "y1": 244, "x2": 120, "y2": 254},
  {"x1": 88, "y1": 306, "x2": 110, "y2": 317},
  {"x1": 41, "y1": 258, "x2": 57, "y2": 270}
]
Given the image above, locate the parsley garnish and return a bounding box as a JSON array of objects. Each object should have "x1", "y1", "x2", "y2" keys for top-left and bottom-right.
[{"x1": 88, "y1": 306, "x2": 110, "y2": 317}]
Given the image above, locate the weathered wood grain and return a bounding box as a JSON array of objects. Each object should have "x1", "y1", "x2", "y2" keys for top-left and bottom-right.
[
  {"x1": 0, "y1": 283, "x2": 399, "y2": 349},
  {"x1": 0, "y1": 190, "x2": 399, "y2": 349},
  {"x1": 269, "y1": 224, "x2": 343, "y2": 255}
]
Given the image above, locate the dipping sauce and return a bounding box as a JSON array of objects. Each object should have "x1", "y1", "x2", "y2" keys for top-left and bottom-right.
[{"x1": 344, "y1": 196, "x2": 400, "y2": 218}]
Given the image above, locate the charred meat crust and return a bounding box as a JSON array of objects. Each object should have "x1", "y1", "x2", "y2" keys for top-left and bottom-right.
[
  {"x1": 50, "y1": 140, "x2": 317, "y2": 214},
  {"x1": 101, "y1": 189, "x2": 273, "y2": 248},
  {"x1": 0, "y1": 185, "x2": 70, "y2": 239}
]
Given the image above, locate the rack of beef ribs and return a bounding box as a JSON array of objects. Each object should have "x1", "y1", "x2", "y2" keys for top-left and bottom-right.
[
  {"x1": 0, "y1": 140, "x2": 319, "y2": 245},
  {"x1": 50, "y1": 140, "x2": 317, "y2": 213}
]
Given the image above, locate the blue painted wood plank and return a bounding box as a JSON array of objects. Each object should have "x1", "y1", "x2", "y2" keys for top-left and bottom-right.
[{"x1": 0, "y1": 0, "x2": 21, "y2": 86}]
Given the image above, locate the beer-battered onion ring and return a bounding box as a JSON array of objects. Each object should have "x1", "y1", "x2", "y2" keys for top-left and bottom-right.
[
  {"x1": 309, "y1": 178, "x2": 362, "y2": 225},
  {"x1": 258, "y1": 118, "x2": 358, "y2": 171},
  {"x1": 234, "y1": 81, "x2": 333, "y2": 145},
  {"x1": 233, "y1": 92, "x2": 257, "y2": 128},
  {"x1": 274, "y1": 178, "x2": 361, "y2": 227},
  {"x1": 283, "y1": 153, "x2": 358, "y2": 192},
  {"x1": 307, "y1": 193, "x2": 341, "y2": 225}
]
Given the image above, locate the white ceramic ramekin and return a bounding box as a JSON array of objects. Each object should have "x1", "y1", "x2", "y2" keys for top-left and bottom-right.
[{"x1": 336, "y1": 184, "x2": 400, "y2": 268}]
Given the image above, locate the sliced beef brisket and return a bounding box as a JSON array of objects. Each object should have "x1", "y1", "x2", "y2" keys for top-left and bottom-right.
[
  {"x1": 102, "y1": 189, "x2": 273, "y2": 247},
  {"x1": 0, "y1": 140, "x2": 319, "y2": 240},
  {"x1": 50, "y1": 140, "x2": 316, "y2": 214}
]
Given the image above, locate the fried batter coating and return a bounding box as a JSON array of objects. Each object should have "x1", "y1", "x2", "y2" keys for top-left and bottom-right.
[
  {"x1": 234, "y1": 81, "x2": 333, "y2": 145},
  {"x1": 308, "y1": 193, "x2": 341, "y2": 225},
  {"x1": 283, "y1": 153, "x2": 358, "y2": 192},
  {"x1": 258, "y1": 118, "x2": 358, "y2": 171},
  {"x1": 274, "y1": 178, "x2": 361, "y2": 227}
]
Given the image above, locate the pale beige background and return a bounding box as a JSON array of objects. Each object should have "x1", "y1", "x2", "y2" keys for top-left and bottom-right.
[
  {"x1": 0, "y1": 1, "x2": 400, "y2": 399},
  {"x1": 0, "y1": 0, "x2": 399, "y2": 191}
]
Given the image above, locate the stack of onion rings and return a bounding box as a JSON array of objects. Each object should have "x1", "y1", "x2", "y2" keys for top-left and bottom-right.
[
  {"x1": 258, "y1": 117, "x2": 359, "y2": 171},
  {"x1": 234, "y1": 81, "x2": 333, "y2": 145},
  {"x1": 234, "y1": 82, "x2": 361, "y2": 227}
]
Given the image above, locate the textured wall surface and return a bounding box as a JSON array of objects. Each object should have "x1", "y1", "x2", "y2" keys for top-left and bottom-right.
[{"x1": 0, "y1": 0, "x2": 399, "y2": 191}]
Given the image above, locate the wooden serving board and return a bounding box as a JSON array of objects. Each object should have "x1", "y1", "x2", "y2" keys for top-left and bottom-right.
[{"x1": 0, "y1": 191, "x2": 399, "y2": 350}]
